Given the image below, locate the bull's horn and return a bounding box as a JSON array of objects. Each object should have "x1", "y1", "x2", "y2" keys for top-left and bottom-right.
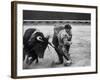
[{"x1": 37, "y1": 36, "x2": 44, "y2": 42}]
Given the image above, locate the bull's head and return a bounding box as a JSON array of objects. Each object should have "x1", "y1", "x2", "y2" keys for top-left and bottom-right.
[
  {"x1": 24, "y1": 31, "x2": 51, "y2": 65},
  {"x1": 32, "y1": 33, "x2": 49, "y2": 58}
]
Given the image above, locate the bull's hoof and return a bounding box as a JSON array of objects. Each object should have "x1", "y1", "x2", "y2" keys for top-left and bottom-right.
[
  {"x1": 26, "y1": 60, "x2": 33, "y2": 65},
  {"x1": 35, "y1": 59, "x2": 39, "y2": 64}
]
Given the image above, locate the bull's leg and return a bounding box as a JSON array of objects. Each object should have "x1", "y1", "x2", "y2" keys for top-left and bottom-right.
[
  {"x1": 35, "y1": 56, "x2": 39, "y2": 64},
  {"x1": 35, "y1": 58, "x2": 38, "y2": 63},
  {"x1": 27, "y1": 57, "x2": 36, "y2": 65},
  {"x1": 23, "y1": 49, "x2": 26, "y2": 61},
  {"x1": 25, "y1": 54, "x2": 36, "y2": 65},
  {"x1": 30, "y1": 53, "x2": 39, "y2": 64},
  {"x1": 23, "y1": 54, "x2": 25, "y2": 61}
]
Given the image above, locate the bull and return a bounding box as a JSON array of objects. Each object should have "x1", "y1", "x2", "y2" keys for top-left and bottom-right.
[{"x1": 23, "y1": 28, "x2": 50, "y2": 65}]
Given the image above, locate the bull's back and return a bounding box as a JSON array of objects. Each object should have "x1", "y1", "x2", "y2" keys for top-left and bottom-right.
[{"x1": 23, "y1": 28, "x2": 36, "y2": 45}]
